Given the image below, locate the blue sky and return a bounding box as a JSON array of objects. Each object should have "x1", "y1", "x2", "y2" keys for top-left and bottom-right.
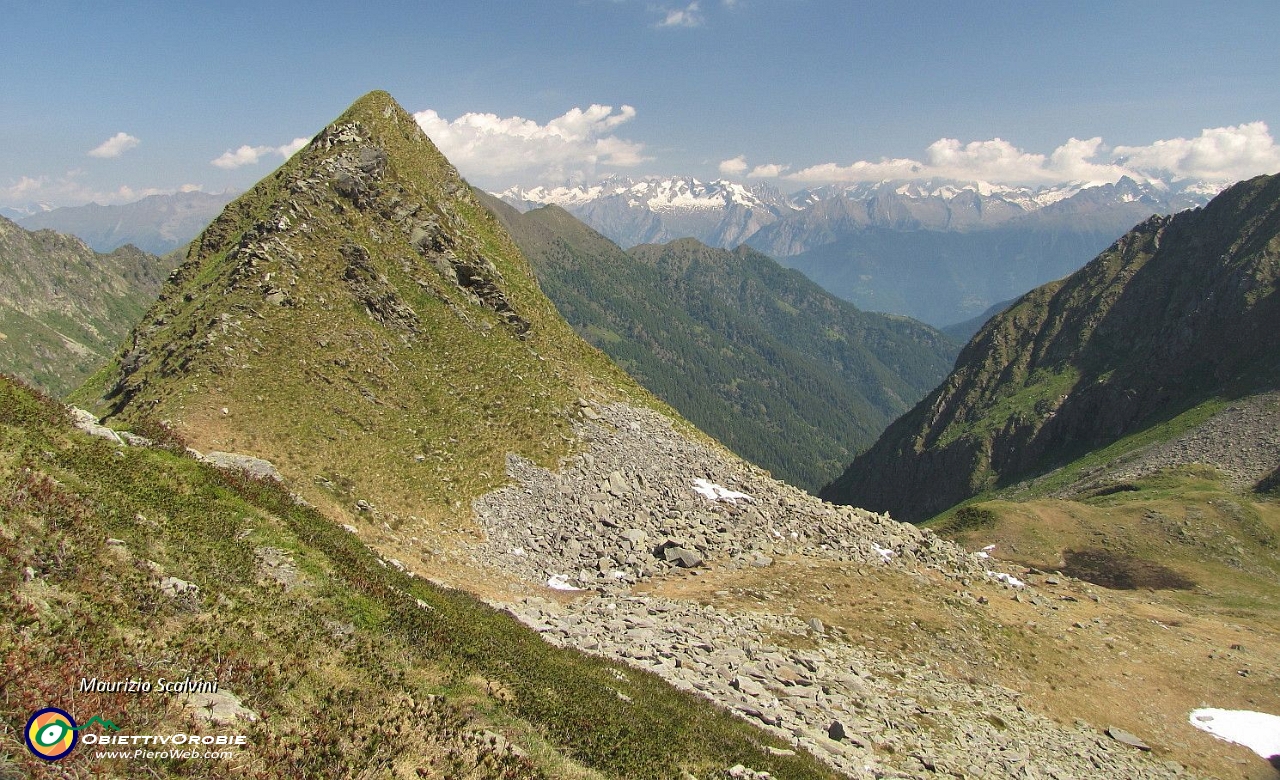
[{"x1": 4, "y1": 0, "x2": 1280, "y2": 208}]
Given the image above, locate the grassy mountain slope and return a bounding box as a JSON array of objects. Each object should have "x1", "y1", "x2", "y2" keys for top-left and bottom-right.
[
  {"x1": 481, "y1": 195, "x2": 958, "y2": 492},
  {"x1": 928, "y1": 465, "x2": 1280, "y2": 606},
  {"x1": 0, "y1": 217, "x2": 181, "y2": 397},
  {"x1": 822, "y1": 173, "x2": 1280, "y2": 522},
  {"x1": 73, "y1": 91, "x2": 658, "y2": 533},
  {"x1": 0, "y1": 375, "x2": 833, "y2": 779}
]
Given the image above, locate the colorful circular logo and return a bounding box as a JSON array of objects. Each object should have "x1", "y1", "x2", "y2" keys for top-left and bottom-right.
[{"x1": 25, "y1": 708, "x2": 78, "y2": 761}]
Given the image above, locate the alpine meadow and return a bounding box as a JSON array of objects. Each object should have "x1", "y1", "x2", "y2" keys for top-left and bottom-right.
[{"x1": 4, "y1": 4, "x2": 1280, "y2": 779}]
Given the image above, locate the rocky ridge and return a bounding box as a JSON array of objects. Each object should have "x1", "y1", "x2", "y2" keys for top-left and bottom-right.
[{"x1": 1061, "y1": 391, "x2": 1280, "y2": 495}]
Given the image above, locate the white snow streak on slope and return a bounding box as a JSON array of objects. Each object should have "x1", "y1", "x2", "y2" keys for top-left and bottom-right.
[
  {"x1": 1189, "y1": 708, "x2": 1280, "y2": 759},
  {"x1": 691, "y1": 478, "x2": 754, "y2": 504}
]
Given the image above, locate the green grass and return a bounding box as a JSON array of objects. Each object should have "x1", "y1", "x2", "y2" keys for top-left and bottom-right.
[
  {"x1": 936, "y1": 366, "x2": 1081, "y2": 449},
  {"x1": 929, "y1": 504, "x2": 999, "y2": 535},
  {"x1": 926, "y1": 461, "x2": 1280, "y2": 620},
  {"x1": 1022, "y1": 397, "x2": 1229, "y2": 496},
  {"x1": 1, "y1": 373, "x2": 836, "y2": 779}
]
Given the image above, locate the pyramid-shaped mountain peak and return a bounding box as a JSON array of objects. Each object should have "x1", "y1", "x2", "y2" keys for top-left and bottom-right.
[{"x1": 77, "y1": 90, "x2": 646, "y2": 526}]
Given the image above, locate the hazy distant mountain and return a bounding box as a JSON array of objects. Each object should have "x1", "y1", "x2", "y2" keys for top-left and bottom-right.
[
  {"x1": 747, "y1": 177, "x2": 1211, "y2": 255},
  {"x1": 0, "y1": 204, "x2": 50, "y2": 220},
  {"x1": 941, "y1": 298, "x2": 1015, "y2": 342},
  {"x1": 769, "y1": 218, "x2": 1134, "y2": 326},
  {"x1": 754, "y1": 177, "x2": 1218, "y2": 326},
  {"x1": 822, "y1": 173, "x2": 1280, "y2": 522},
  {"x1": 498, "y1": 175, "x2": 1214, "y2": 252},
  {"x1": 17, "y1": 190, "x2": 235, "y2": 254}
]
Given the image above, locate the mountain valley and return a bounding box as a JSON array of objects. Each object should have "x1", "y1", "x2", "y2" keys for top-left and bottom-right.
[
  {"x1": 481, "y1": 193, "x2": 958, "y2": 492},
  {"x1": 1, "y1": 91, "x2": 1278, "y2": 780},
  {"x1": 501, "y1": 176, "x2": 1216, "y2": 327}
]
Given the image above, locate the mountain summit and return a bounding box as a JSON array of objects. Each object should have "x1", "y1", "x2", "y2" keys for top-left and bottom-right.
[
  {"x1": 77, "y1": 91, "x2": 645, "y2": 526},
  {"x1": 822, "y1": 173, "x2": 1280, "y2": 521}
]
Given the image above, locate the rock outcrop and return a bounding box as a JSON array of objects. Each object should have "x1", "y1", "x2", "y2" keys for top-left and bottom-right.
[{"x1": 475, "y1": 402, "x2": 986, "y2": 592}]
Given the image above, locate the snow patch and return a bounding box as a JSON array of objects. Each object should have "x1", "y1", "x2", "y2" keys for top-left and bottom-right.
[
  {"x1": 691, "y1": 478, "x2": 754, "y2": 504},
  {"x1": 987, "y1": 571, "x2": 1025, "y2": 588},
  {"x1": 1189, "y1": 708, "x2": 1280, "y2": 760},
  {"x1": 546, "y1": 575, "x2": 582, "y2": 591}
]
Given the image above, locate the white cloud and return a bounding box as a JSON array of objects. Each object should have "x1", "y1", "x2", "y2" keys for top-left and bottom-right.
[
  {"x1": 718, "y1": 155, "x2": 748, "y2": 176},
  {"x1": 785, "y1": 123, "x2": 1280, "y2": 186},
  {"x1": 1, "y1": 170, "x2": 208, "y2": 209},
  {"x1": 748, "y1": 162, "x2": 789, "y2": 178},
  {"x1": 212, "y1": 145, "x2": 273, "y2": 170},
  {"x1": 278, "y1": 137, "x2": 311, "y2": 158},
  {"x1": 88, "y1": 132, "x2": 140, "y2": 159},
  {"x1": 5, "y1": 175, "x2": 47, "y2": 200},
  {"x1": 211, "y1": 137, "x2": 311, "y2": 169},
  {"x1": 413, "y1": 104, "x2": 647, "y2": 184},
  {"x1": 1113, "y1": 122, "x2": 1280, "y2": 183},
  {"x1": 657, "y1": 2, "x2": 702, "y2": 27}
]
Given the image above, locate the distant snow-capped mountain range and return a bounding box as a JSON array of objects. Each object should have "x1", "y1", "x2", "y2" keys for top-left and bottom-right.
[
  {"x1": 497, "y1": 173, "x2": 1223, "y2": 327},
  {"x1": 496, "y1": 174, "x2": 1219, "y2": 254}
]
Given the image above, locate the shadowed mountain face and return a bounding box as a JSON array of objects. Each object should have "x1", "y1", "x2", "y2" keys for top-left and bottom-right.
[
  {"x1": 74, "y1": 91, "x2": 652, "y2": 526},
  {"x1": 0, "y1": 216, "x2": 179, "y2": 397},
  {"x1": 481, "y1": 194, "x2": 958, "y2": 492},
  {"x1": 822, "y1": 173, "x2": 1280, "y2": 522}
]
